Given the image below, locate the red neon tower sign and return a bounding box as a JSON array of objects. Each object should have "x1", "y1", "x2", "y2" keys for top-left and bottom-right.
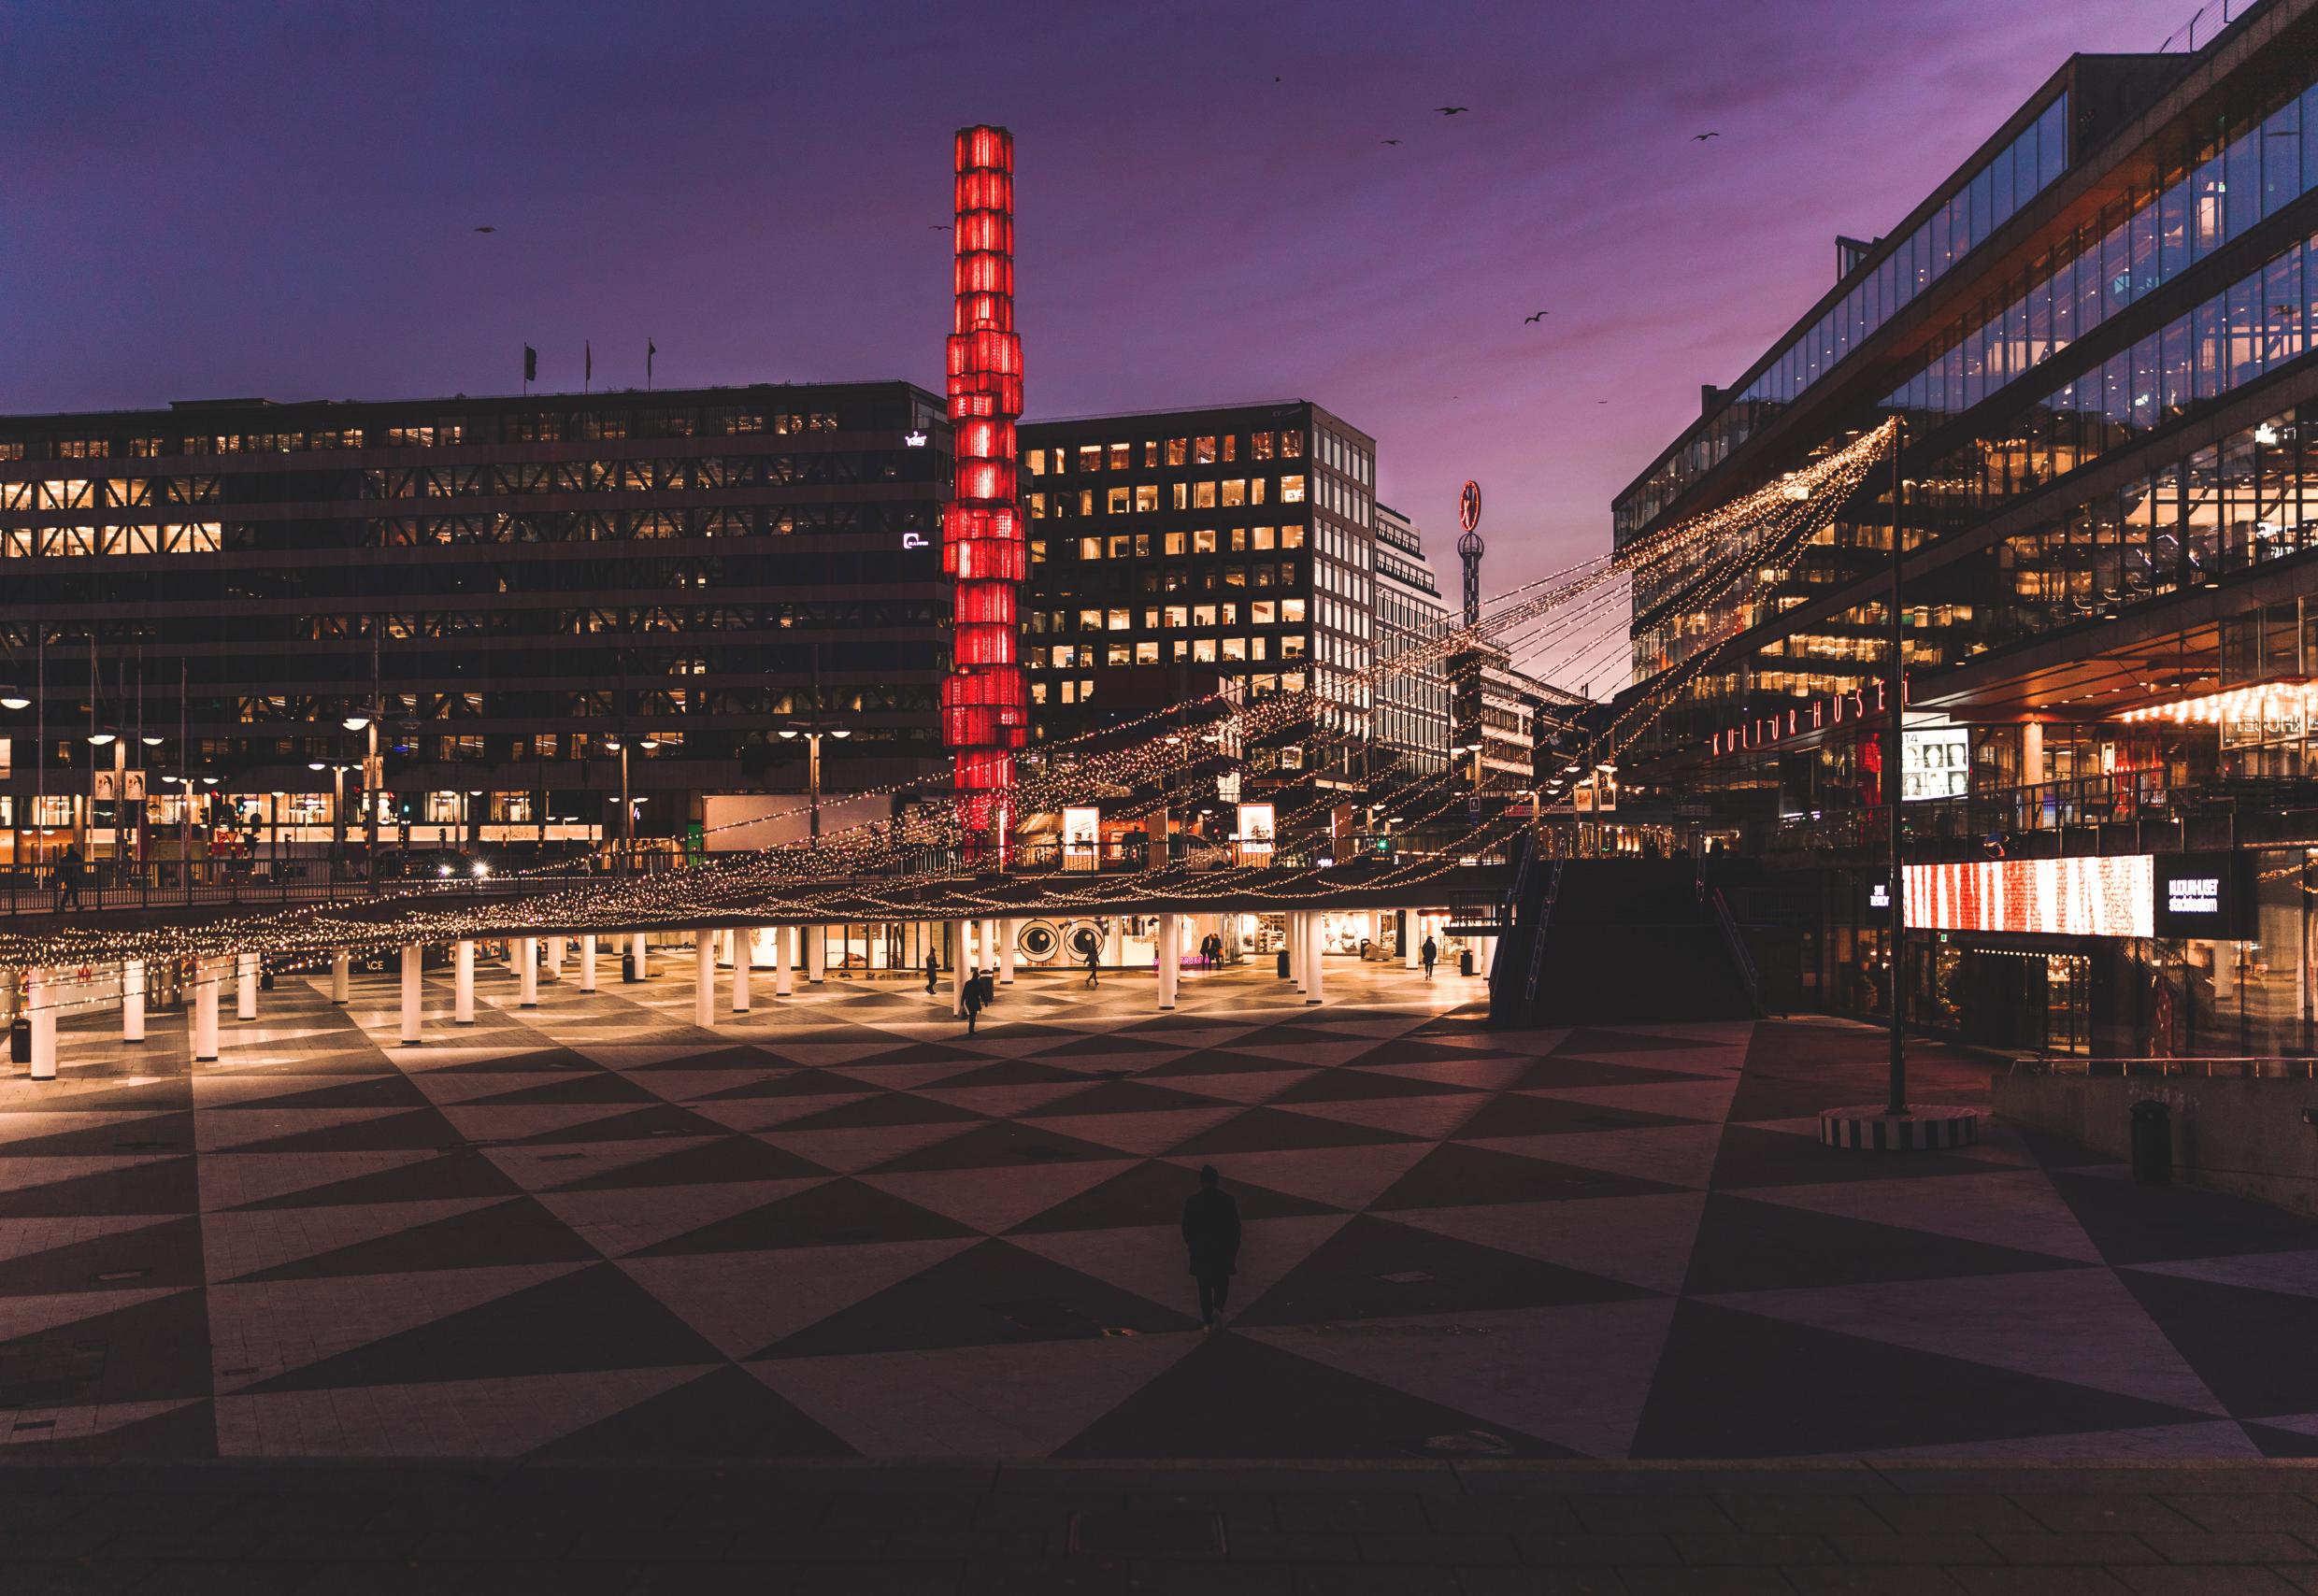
[{"x1": 941, "y1": 124, "x2": 1027, "y2": 854}]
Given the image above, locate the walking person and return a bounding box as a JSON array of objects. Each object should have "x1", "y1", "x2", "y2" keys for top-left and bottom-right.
[
  {"x1": 54, "y1": 845, "x2": 83, "y2": 911},
  {"x1": 924, "y1": 947, "x2": 939, "y2": 996},
  {"x1": 1180, "y1": 1164, "x2": 1241, "y2": 1333},
  {"x1": 1421, "y1": 933, "x2": 1438, "y2": 980},
  {"x1": 1083, "y1": 941, "x2": 1101, "y2": 989},
  {"x1": 962, "y1": 967, "x2": 986, "y2": 1034}
]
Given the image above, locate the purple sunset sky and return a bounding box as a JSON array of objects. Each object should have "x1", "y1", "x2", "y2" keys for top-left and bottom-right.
[{"x1": 3, "y1": 0, "x2": 2187, "y2": 686}]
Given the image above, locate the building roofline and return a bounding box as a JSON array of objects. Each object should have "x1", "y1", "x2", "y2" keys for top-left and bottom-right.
[{"x1": 0, "y1": 379, "x2": 945, "y2": 430}]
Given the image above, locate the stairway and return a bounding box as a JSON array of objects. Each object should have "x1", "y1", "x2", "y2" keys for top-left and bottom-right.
[{"x1": 1493, "y1": 858, "x2": 1757, "y2": 1027}]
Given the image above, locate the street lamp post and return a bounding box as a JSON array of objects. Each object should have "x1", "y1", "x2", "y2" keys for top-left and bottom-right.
[{"x1": 780, "y1": 722, "x2": 851, "y2": 847}]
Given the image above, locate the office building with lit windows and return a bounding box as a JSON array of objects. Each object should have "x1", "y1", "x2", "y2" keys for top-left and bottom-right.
[
  {"x1": 1613, "y1": 0, "x2": 2318, "y2": 1056},
  {"x1": 1018, "y1": 401, "x2": 1380, "y2": 778},
  {"x1": 0, "y1": 382, "x2": 952, "y2": 869},
  {"x1": 1372, "y1": 502, "x2": 1452, "y2": 777}
]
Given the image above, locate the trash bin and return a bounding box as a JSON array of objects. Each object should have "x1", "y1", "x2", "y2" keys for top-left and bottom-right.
[
  {"x1": 1459, "y1": 948, "x2": 1476, "y2": 976},
  {"x1": 1276, "y1": 949, "x2": 1291, "y2": 978},
  {"x1": 7, "y1": 1018, "x2": 26, "y2": 1066},
  {"x1": 2129, "y1": 1098, "x2": 2171, "y2": 1187}
]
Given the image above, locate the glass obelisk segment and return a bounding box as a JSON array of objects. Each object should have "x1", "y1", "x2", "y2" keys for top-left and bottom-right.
[{"x1": 941, "y1": 124, "x2": 1027, "y2": 863}]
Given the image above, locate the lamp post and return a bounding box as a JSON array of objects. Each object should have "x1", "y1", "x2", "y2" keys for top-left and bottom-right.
[
  {"x1": 308, "y1": 756, "x2": 354, "y2": 883},
  {"x1": 604, "y1": 734, "x2": 656, "y2": 873},
  {"x1": 780, "y1": 722, "x2": 851, "y2": 847}
]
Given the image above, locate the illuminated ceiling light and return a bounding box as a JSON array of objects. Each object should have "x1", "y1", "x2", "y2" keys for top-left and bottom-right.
[
  {"x1": 342, "y1": 715, "x2": 371, "y2": 731},
  {"x1": 0, "y1": 690, "x2": 27, "y2": 710},
  {"x1": 87, "y1": 731, "x2": 116, "y2": 747},
  {"x1": 141, "y1": 734, "x2": 164, "y2": 747},
  {"x1": 829, "y1": 728, "x2": 851, "y2": 740},
  {"x1": 2256, "y1": 422, "x2": 2281, "y2": 447}
]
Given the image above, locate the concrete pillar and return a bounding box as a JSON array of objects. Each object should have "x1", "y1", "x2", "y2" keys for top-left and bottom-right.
[
  {"x1": 951, "y1": 922, "x2": 968, "y2": 1016},
  {"x1": 399, "y1": 945, "x2": 422, "y2": 1046},
  {"x1": 331, "y1": 949, "x2": 351, "y2": 1004},
  {"x1": 998, "y1": 919, "x2": 1017, "y2": 985},
  {"x1": 580, "y1": 933, "x2": 598, "y2": 992},
  {"x1": 236, "y1": 951, "x2": 258, "y2": 1021},
  {"x1": 718, "y1": 929, "x2": 735, "y2": 966},
  {"x1": 1105, "y1": 918, "x2": 1123, "y2": 967},
  {"x1": 1157, "y1": 912, "x2": 1179, "y2": 1010},
  {"x1": 122, "y1": 959, "x2": 146, "y2": 1045},
  {"x1": 1290, "y1": 913, "x2": 1306, "y2": 991},
  {"x1": 548, "y1": 935, "x2": 566, "y2": 978},
  {"x1": 27, "y1": 970, "x2": 55, "y2": 1081},
  {"x1": 1305, "y1": 911, "x2": 1325, "y2": 1006},
  {"x1": 808, "y1": 925, "x2": 826, "y2": 984},
  {"x1": 1481, "y1": 934, "x2": 1497, "y2": 978},
  {"x1": 453, "y1": 940, "x2": 477, "y2": 1025},
  {"x1": 1405, "y1": 912, "x2": 1421, "y2": 969},
  {"x1": 192, "y1": 960, "x2": 220, "y2": 1062},
  {"x1": 694, "y1": 934, "x2": 717, "y2": 1029},
  {"x1": 518, "y1": 936, "x2": 538, "y2": 1007},
  {"x1": 777, "y1": 926, "x2": 796, "y2": 997},
  {"x1": 733, "y1": 932, "x2": 752, "y2": 1014},
  {"x1": 630, "y1": 933, "x2": 651, "y2": 982}
]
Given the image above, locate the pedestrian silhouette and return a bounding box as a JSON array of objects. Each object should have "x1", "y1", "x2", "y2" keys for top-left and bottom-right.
[
  {"x1": 963, "y1": 966, "x2": 986, "y2": 1033},
  {"x1": 1084, "y1": 943, "x2": 1101, "y2": 989},
  {"x1": 54, "y1": 845, "x2": 82, "y2": 911},
  {"x1": 1421, "y1": 934, "x2": 1438, "y2": 979},
  {"x1": 924, "y1": 948, "x2": 939, "y2": 995},
  {"x1": 1180, "y1": 1164, "x2": 1242, "y2": 1332}
]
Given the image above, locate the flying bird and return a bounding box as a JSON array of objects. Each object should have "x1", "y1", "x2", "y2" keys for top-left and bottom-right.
[
  {"x1": 473, "y1": 225, "x2": 496, "y2": 234},
  {"x1": 1436, "y1": 106, "x2": 1468, "y2": 116},
  {"x1": 930, "y1": 224, "x2": 952, "y2": 231},
  {"x1": 1381, "y1": 138, "x2": 1401, "y2": 146},
  {"x1": 1524, "y1": 311, "x2": 1548, "y2": 323},
  {"x1": 1692, "y1": 132, "x2": 1720, "y2": 141}
]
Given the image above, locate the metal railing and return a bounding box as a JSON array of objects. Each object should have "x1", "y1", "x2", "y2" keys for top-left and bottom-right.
[
  {"x1": 2013, "y1": 1054, "x2": 2318, "y2": 1078},
  {"x1": 1706, "y1": 884, "x2": 1764, "y2": 1018},
  {"x1": 1758, "y1": 771, "x2": 2318, "y2": 859}
]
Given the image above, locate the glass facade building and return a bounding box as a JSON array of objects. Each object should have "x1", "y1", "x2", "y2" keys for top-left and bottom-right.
[
  {"x1": 0, "y1": 383, "x2": 953, "y2": 867},
  {"x1": 1371, "y1": 503, "x2": 1452, "y2": 777}
]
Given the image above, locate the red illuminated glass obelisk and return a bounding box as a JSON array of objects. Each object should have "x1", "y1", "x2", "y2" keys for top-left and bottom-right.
[{"x1": 941, "y1": 125, "x2": 1027, "y2": 862}]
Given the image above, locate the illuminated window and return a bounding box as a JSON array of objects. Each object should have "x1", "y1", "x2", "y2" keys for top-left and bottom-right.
[
  {"x1": 1108, "y1": 534, "x2": 1131, "y2": 558},
  {"x1": 1249, "y1": 636, "x2": 1267, "y2": 660},
  {"x1": 1060, "y1": 679, "x2": 1077, "y2": 704},
  {"x1": 1080, "y1": 536, "x2": 1102, "y2": 559},
  {"x1": 1108, "y1": 487, "x2": 1130, "y2": 513},
  {"x1": 1133, "y1": 534, "x2": 1151, "y2": 556},
  {"x1": 1079, "y1": 608, "x2": 1104, "y2": 630},
  {"x1": 1251, "y1": 478, "x2": 1266, "y2": 505},
  {"x1": 1078, "y1": 446, "x2": 1102, "y2": 472},
  {"x1": 1194, "y1": 481, "x2": 1217, "y2": 508},
  {"x1": 1165, "y1": 438, "x2": 1188, "y2": 465},
  {"x1": 1025, "y1": 448, "x2": 1046, "y2": 475},
  {"x1": 1108, "y1": 443, "x2": 1131, "y2": 470},
  {"x1": 1221, "y1": 479, "x2": 1246, "y2": 506},
  {"x1": 1281, "y1": 524, "x2": 1306, "y2": 548},
  {"x1": 1107, "y1": 643, "x2": 1131, "y2": 665},
  {"x1": 1222, "y1": 434, "x2": 1237, "y2": 462},
  {"x1": 1281, "y1": 432, "x2": 1303, "y2": 457},
  {"x1": 1281, "y1": 475, "x2": 1307, "y2": 503},
  {"x1": 1052, "y1": 644, "x2": 1077, "y2": 667},
  {"x1": 1135, "y1": 641, "x2": 1159, "y2": 663},
  {"x1": 1195, "y1": 436, "x2": 1217, "y2": 464},
  {"x1": 1165, "y1": 532, "x2": 1186, "y2": 555},
  {"x1": 1108, "y1": 607, "x2": 1131, "y2": 630},
  {"x1": 1171, "y1": 482, "x2": 1188, "y2": 509},
  {"x1": 1172, "y1": 640, "x2": 1189, "y2": 661},
  {"x1": 1193, "y1": 528, "x2": 1217, "y2": 553},
  {"x1": 1223, "y1": 565, "x2": 1247, "y2": 587},
  {"x1": 1142, "y1": 441, "x2": 1159, "y2": 466},
  {"x1": 1031, "y1": 681, "x2": 1050, "y2": 704},
  {"x1": 1135, "y1": 484, "x2": 1159, "y2": 511},
  {"x1": 1252, "y1": 600, "x2": 1277, "y2": 624},
  {"x1": 1078, "y1": 491, "x2": 1094, "y2": 515},
  {"x1": 1281, "y1": 598, "x2": 1307, "y2": 623},
  {"x1": 1193, "y1": 604, "x2": 1217, "y2": 627},
  {"x1": 1164, "y1": 605, "x2": 1188, "y2": 627},
  {"x1": 1252, "y1": 525, "x2": 1276, "y2": 550},
  {"x1": 1193, "y1": 638, "x2": 1218, "y2": 662},
  {"x1": 1252, "y1": 432, "x2": 1276, "y2": 460},
  {"x1": 1027, "y1": 492, "x2": 1047, "y2": 519}
]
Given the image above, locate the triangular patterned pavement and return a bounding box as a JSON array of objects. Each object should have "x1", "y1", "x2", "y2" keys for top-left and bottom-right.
[
  {"x1": 1235, "y1": 1213, "x2": 1653, "y2": 1328},
  {"x1": 619, "y1": 1235, "x2": 979, "y2": 1359}
]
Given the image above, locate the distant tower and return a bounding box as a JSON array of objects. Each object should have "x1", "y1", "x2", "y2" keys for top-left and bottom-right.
[
  {"x1": 1455, "y1": 479, "x2": 1483, "y2": 627},
  {"x1": 941, "y1": 126, "x2": 1027, "y2": 860}
]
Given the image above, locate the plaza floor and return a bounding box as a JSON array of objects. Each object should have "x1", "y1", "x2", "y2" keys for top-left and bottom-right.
[{"x1": 2, "y1": 954, "x2": 2316, "y2": 1467}]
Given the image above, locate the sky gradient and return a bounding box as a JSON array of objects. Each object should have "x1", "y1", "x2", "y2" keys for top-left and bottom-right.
[{"x1": 1, "y1": 0, "x2": 2191, "y2": 687}]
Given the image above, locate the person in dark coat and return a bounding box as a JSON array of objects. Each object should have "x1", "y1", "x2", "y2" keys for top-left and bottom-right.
[
  {"x1": 1421, "y1": 934, "x2": 1438, "y2": 979},
  {"x1": 53, "y1": 845, "x2": 82, "y2": 910},
  {"x1": 1083, "y1": 942, "x2": 1101, "y2": 989},
  {"x1": 1180, "y1": 1164, "x2": 1242, "y2": 1332},
  {"x1": 962, "y1": 967, "x2": 986, "y2": 1033},
  {"x1": 924, "y1": 948, "x2": 939, "y2": 996}
]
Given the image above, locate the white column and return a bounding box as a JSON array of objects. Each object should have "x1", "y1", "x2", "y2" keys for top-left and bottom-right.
[
  {"x1": 1105, "y1": 918, "x2": 1123, "y2": 967},
  {"x1": 453, "y1": 939, "x2": 477, "y2": 1025},
  {"x1": 1155, "y1": 913, "x2": 1178, "y2": 1010},
  {"x1": 580, "y1": 933, "x2": 599, "y2": 992},
  {"x1": 1405, "y1": 912, "x2": 1421, "y2": 969},
  {"x1": 998, "y1": 919, "x2": 1017, "y2": 985},
  {"x1": 331, "y1": 949, "x2": 351, "y2": 1004},
  {"x1": 951, "y1": 923, "x2": 968, "y2": 1015},
  {"x1": 26, "y1": 970, "x2": 55, "y2": 1081},
  {"x1": 733, "y1": 932, "x2": 753, "y2": 1014},
  {"x1": 122, "y1": 959, "x2": 146, "y2": 1045},
  {"x1": 548, "y1": 935, "x2": 566, "y2": 978},
  {"x1": 630, "y1": 933, "x2": 651, "y2": 982},
  {"x1": 718, "y1": 929, "x2": 735, "y2": 966},
  {"x1": 192, "y1": 960, "x2": 220, "y2": 1062},
  {"x1": 808, "y1": 925, "x2": 826, "y2": 983},
  {"x1": 1290, "y1": 913, "x2": 1306, "y2": 991},
  {"x1": 777, "y1": 926, "x2": 796, "y2": 997},
  {"x1": 518, "y1": 936, "x2": 538, "y2": 1007},
  {"x1": 1306, "y1": 912, "x2": 1325, "y2": 1005},
  {"x1": 398, "y1": 944, "x2": 422, "y2": 1046},
  {"x1": 236, "y1": 951, "x2": 258, "y2": 1021},
  {"x1": 1481, "y1": 934, "x2": 1497, "y2": 977},
  {"x1": 694, "y1": 933, "x2": 717, "y2": 1028}
]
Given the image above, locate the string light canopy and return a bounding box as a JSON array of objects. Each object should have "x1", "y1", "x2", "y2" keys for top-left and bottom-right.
[{"x1": 2120, "y1": 680, "x2": 2314, "y2": 726}]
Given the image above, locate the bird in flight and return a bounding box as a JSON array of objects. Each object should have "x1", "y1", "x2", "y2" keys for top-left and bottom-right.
[
  {"x1": 473, "y1": 225, "x2": 496, "y2": 234},
  {"x1": 1381, "y1": 138, "x2": 1401, "y2": 146},
  {"x1": 1524, "y1": 311, "x2": 1548, "y2": 324},
  {"x1": 1436, "y1": 106, "x2": 1468, "y2": 116},
  {"x1": 930, "y1": 224, "x2": 952, "y2": 231},
  {"x1": 1692, "y1": 132, "x2": 1720, "y2": 141}
]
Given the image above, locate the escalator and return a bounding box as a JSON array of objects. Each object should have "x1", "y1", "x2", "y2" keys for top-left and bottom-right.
[{"x1": 1491, "y1": 856, "x2": 1759, "y2": 1027}]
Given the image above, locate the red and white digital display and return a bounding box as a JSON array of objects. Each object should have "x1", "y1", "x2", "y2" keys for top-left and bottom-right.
[{"x1": 1904, "y1": 856, "x2": 2153, "y2": 939}]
